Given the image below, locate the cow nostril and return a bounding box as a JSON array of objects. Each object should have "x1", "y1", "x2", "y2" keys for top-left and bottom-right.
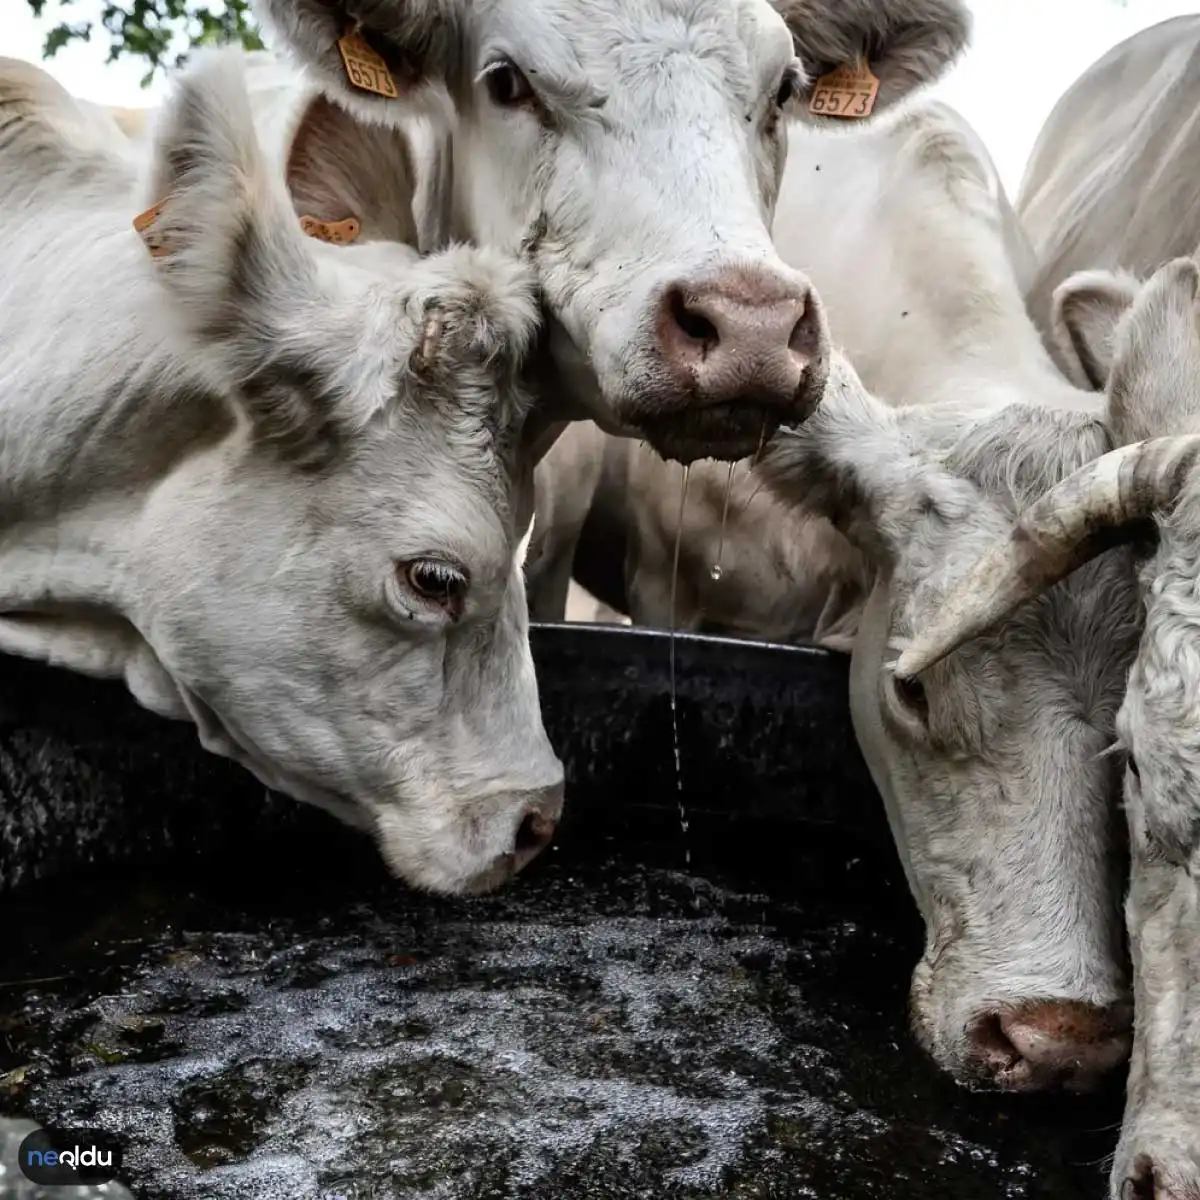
[
  {"x1": 965, "y1": 1001, "x2": 1132, "y2": 1090},
  {"x1": 515, "y1": 810, "x2": 555, "y2": 857},
  {"x1": 668, "y1": 288, "x2": 719, "y2": 348},
  {"x1": 967, "y1": 1013, "x2": 1022, "y2": 1075},
  {"x1": 788, "y1": 299, "x2": 821, "y2": 359}
]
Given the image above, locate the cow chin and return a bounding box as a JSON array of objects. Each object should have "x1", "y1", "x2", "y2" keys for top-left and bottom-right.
[
  {"x1": 614, "y1": 345, "x2": 829, "y2": 465},
  {"x1": 373, "y1": 806, "x2": 523, "y2": 897},
  {"x1": 635, "y1": 400, "x2": 791, "y2": 466}
]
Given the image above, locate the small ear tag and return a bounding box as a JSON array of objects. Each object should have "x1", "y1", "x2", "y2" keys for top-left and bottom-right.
[
  {"x1": 132, "y1": 198, "x2": 170, "y2": 258},
  {"x1": 300, "y1": 214, "x2": 362, "y2": 245},
  {"x1": 337, "y1": 30, "x2": 399, "y2": 99},
  {"x1": 808, "y1": 60, "x2": 880, "y2": 120}
]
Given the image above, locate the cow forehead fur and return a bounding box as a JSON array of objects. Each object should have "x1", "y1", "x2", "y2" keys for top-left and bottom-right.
[
  {"x1": 475, "y1": 0, "x2": 790, "y2": 93},
  {"x1": 257, "y1": 0, "x2": 794, "y2": 125}
]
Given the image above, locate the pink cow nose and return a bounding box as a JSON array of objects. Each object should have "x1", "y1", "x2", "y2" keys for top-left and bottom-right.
[
  {"x1": 967, "y1": 999, "x2": 1133, "y2": 1091},
  {"x1": 1122, "y1": 1154, "x2": 1200, "y2": 1200},
  {"x1": 656, "y1": 267, "x2": 822, "y2": 410}
]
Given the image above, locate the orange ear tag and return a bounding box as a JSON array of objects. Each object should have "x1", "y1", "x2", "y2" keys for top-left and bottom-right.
[
  {"x1": 337, "y1": 29, "x2": 399, "y2": 99},
  {"x1": 132, "y1": 198, "x2": 170, "y2": 258},
  {"x1": 808, "y1": 60, "x2": 880, "y2": 120},
  {"x1": 299, "y1": 215, "x2": 362, "y2": 245}
]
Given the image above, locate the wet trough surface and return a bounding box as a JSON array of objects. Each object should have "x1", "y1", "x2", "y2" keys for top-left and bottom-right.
[{"x1": 0, "y1": 626, "x2": 1125, "y2": 1198}]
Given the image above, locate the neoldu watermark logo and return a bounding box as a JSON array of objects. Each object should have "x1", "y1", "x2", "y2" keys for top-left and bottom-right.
[{"x1": 17, "y1": 1127, "x2": 124, "y2": 1187}]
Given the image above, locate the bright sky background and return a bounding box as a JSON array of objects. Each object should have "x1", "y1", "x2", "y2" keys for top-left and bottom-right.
[{"x1": 5, "y1": 0, "x2": 1199, "y2": 196}]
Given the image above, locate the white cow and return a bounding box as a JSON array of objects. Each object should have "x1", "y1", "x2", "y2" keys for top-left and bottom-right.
[
  {"x1": 747, "y1": 102, "x2": 1141, "y2": 1092},
  {"x1": 1017, "y1": 14, "x2": 1200, "y2": 379},
  {"x1": 898, "y1": 257, "x2": 1200, "y2": 1199},
  {"x1": 239, "y1": 0, "x2": 971, "y2": 465},
  {"x1": 537, "y1": 98, "x2": 1043, "y2": 645},
  {"x1": 0, "y1": 51, "x2": 564, "y2": 898}
]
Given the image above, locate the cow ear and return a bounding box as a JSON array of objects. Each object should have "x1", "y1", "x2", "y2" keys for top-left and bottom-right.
[
  {"x1": 282, "y1": 92, "x2": 422, "y2": 246},
  {"x1": 250, "y1": 0, "x2": 462, "y2": 130},
  {"x1": 141, "y1": 48, "x2": 314, "y2": 334},
  {"x1": 776, "y1": 0, "x2": 971, "y2": 114},
  {"x1": 754, "y1": 355, "x2": 962, "y2": 564},
  {"x1": 140, "y1": 49, "x2": 359, "y2": 465},
  {"x1": 1051, "y1": 268, "x2": 1140, "y2": 391},
  {"x1": 1103, "y1": 257, "x2": 1200, "y2": 446}
]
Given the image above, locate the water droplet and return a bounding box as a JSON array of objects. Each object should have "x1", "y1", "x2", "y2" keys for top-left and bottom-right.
[
  {"x1": 710, "y1": 461, "x2": 736, "y2": 587},
  {"x1": 669, "y1": 465, "x2": 692, "y2": 872}
]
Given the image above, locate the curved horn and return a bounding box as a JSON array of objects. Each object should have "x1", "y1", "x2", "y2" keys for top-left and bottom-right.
[{"x1": 894, "y1": 435, "x2": 1200, "y2": 679}]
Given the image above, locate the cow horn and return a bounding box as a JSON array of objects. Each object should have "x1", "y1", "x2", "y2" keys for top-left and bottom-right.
[{"x1": 894, "y1": 435, "x2": 1200, "y2": 679}]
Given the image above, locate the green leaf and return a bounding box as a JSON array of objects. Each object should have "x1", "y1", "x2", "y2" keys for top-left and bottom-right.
[
  {"x1": 42, "y1": 20, "x2": 91, "y2": 58},
  {"x1": 24, "y1": 0, "x2": 262, "y2": 86}
]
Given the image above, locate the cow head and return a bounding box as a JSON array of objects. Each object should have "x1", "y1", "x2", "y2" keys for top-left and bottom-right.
[
  {"x1": 900, "y1": 257, "x2": 1200, "y2": 1194},
  {"x1": 114, "y1": 50, "x2": 563, "y2": 895},
  {"x1": 250, "y1": 0, "x2": 970, "y2": 462},
  {"x1": 757, "y1": 356, "x2": 1138, "y2": 1091}
]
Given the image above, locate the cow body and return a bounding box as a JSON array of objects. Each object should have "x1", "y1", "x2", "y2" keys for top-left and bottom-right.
[
  {"x1": 1017, "y1": 14, "x2": 1200, "y2": 378},
  {"x1": 524, "y1": 421, "x2": 610, "y2": 623},
  {"x1": 0, "y1": 52, "x2": 563, "y2": 897},
  {"x1": 608, "y1": 441, "x2": 865, "y2": 647},
  {"x1": 749, "y1": 102, "x2": 1139, "y2": 1092},
  {"x1": 908, "y1": 258, "x2": 1200, "y2": 1198}
]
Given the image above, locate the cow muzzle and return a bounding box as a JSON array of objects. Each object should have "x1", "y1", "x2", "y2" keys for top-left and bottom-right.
[
  {"x1": 964, "y1": 999, "x2": 1133, "y2": 1093},
  {"x1": 637, "y1": 266, "x2": 829, "y2": 464},
  {"x1": 459, "y1": 780, "x2": 564, "y2": 896}
]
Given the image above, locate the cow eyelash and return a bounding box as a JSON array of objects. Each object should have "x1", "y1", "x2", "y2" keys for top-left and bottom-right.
[
  {"x1": 481, "y1": 58, "x2": 535, "y2": 109},
  {"x1": 397, "y1": 557, "x2": 470, "y2": 622}
]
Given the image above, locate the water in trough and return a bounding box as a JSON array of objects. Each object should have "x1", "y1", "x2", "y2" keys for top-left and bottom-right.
[{"x1": 0, "y1": 628, "x2": 1124, "y2": 1200}]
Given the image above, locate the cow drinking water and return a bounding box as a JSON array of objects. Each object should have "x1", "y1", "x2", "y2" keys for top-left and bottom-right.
[
  {"x1": 0, "y1": 50, "x2": 563, "y2": 897},
  {"x1": 750, "y1": 102, "x2": 1139, "y2": 1093}
]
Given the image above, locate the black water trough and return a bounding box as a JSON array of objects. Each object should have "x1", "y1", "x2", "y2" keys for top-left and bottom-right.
[{"x1": 0, "y1": 624, "x2": 1123, "y2": 1199}]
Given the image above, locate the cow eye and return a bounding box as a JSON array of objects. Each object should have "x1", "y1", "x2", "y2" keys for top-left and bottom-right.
[
  {"x1": 403, "y1": 559, "x2": 469, "y2": 618},
  {"x1": 775, "y1": 68, "x2": 800, "y2": 108},
  {"x1": 894, "y1": 674, "x2": 929, "y2": 716},
  {"x1": 484, "y1": 59, "x2": 534, "y2": 108}
]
